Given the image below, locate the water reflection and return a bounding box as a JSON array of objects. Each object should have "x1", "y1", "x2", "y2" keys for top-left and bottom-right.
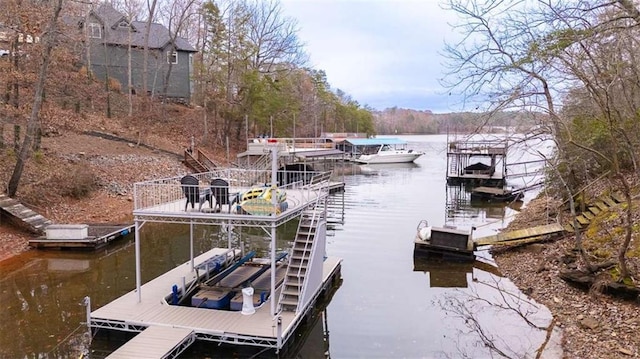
[
  {"x1": 413, "y1": 256, "x2": 501, "y2": 288},
  {"x1": 358, "y1": 162, "x2": 420, "y2": 175},
  {"x1": 446, "y1": 183, "x2": 523, "y2": 226},
  {"x1": 434, "y1": 272, "x2": 558, "y2": 359}
]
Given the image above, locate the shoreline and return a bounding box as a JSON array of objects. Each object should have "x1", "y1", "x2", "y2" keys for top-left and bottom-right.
[{"x1": 492, "y1": 195, "x2": 639, "y2": 359}]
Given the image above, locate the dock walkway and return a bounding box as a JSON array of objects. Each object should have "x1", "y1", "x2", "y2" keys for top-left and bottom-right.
[
  {"x1": 106, "y1": 326, "x2": 195, "y2": 359},
  {"x1": 0, "y1": 193, "x2": 51, "y2": 233},
  {"x1": 474, "y1": 223, "x2": 566, "y2": 247}
]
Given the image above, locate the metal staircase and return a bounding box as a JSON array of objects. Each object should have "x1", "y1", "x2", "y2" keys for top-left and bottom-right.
[
  {"x1": 449, "y1": 154, "x2": 458, "y2": 176},
  {"x1": 279, "y1": 209, "x2": 325, "y2": 313}
]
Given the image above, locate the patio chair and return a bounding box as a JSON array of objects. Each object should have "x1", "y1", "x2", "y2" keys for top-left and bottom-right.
[
  {"x1": 180, "y1": 175, "x2": 200, "y2": 211},
  {"x1": 211, "y1": 178, "x2": 232, "y2": 213}
]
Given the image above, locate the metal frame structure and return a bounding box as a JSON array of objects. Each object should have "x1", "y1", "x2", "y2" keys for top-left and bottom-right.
[{"x1": 89, "y1": 146, "x2": 343, "y2": 355}]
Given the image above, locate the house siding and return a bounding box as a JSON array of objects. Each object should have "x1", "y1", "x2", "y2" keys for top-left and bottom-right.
[
  {"x1": 88, "y1": 44, "x2": 191, "y2": 100},
  {"x1": 84, "y1": 9, "x2": 195, "y2": 102}
]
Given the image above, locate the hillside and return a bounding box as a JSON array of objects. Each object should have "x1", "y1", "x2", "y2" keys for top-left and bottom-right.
[{"x1": 0, "y1": 100, "x2": 241, "y2": 260}]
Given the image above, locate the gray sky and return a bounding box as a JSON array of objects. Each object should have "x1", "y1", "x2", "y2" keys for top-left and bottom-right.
[{"x1": 281, "y1": 0, "x2": 462, "y2": 113}]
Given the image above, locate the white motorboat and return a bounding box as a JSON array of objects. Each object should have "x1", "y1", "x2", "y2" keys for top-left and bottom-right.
[{"x1": 354, "y1": 143, "x2": 423, "y2": 164}]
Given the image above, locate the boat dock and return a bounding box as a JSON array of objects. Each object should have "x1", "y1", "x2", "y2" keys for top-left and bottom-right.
[
  {"x1": 470, "y1": 186, "x2": 524, "y2": 202},
  {"x1": 446, "y1": 139, "x2": 508, "y2": 187},
  {"x1": 92, "y1": 248, "x2": 342, "y2": 356},
  {"x1": 29, "y1": 224, "x2": 134, "y2": 249},
  {"x1": 414, "y1": 222, "x2": 567, "y2": 261},
  {"x1": 88, "y1": 161, "x2": 344, "y2": 356},
  {"x1": 106, "y1": 326, "x2": 195, "y2": 359}
]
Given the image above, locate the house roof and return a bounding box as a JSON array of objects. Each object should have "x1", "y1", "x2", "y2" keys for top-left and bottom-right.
[
  {"x1": 342, "y1": 138, "x2": 407, "y2": 146},
  {"x1": 91, "y1": 3, "x2": 196, "y2": 52}
]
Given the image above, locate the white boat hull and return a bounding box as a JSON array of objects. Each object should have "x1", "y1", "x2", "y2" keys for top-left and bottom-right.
[{"x1": 355, "y1": 151, "x2": 423, "y2": 164}]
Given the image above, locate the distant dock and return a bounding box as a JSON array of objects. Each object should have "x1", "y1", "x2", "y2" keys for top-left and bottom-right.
[{"x1": 29, "y1": 224, "x2": 134, "y2": 249}]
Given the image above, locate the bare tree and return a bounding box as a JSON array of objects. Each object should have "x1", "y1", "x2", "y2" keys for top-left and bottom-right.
[
  {"x1": 7, "y1": 0, "x2": 64, "y2": 197},
  {"x1": 442, "y1": 0, "x2": 640, "y2": 281},
  {"x1": 142, "y1": 0, "x2": 158, "y2": 103},
  {"x1": 158, "y1": 0, "x2": 198, "y2": 99},
  {"x1": 245, "y1": 0, "x2": 306, "y2": 73}
]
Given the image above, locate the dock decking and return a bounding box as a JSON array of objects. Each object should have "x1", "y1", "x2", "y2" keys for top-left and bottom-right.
[
  {"x1": 92, "y1": 248, "x2": 342, "y2": 352},
  {"x1": 106, "y1": 326, "x2": 195, "y2": 359},
  {"x1": 29, "y1": 224, "x2": 134, "y2": 249}
]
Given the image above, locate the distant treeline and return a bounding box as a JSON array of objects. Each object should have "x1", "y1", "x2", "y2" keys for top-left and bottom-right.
[{"x1": 372, "y1": 107, "x2": 544, "y2": 135}]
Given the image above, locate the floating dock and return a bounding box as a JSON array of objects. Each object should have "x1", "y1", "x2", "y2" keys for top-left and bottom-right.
[
  {"x1": 93, "y1": 248, "x2": 342, "y2": 357},
  {"x1": 414, "y1": 222, "x2": 567, "y2": 261},
  {"x1": 88, "y1": 162, "x2": 343, "y2": 356},
  {"x1": 414, "y1": 224, "x2": 475, "y2": 261},
  {"x1": 29, "y1": 224, "x2": 134, "y2": 249},
  {"x1": 470, "y1": 186, "x2": 524, "y2": 202}
]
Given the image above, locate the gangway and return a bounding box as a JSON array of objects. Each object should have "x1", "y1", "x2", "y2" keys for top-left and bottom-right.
[
  {"x1": 474, "y1": 223, "x2": 566, "y2": 247},
  {"x1": 505, "y1": 159, "x2": 546, "y2": 180},
  {"x1": 106, "y1": 325, "x2": 195, "y2": 359}
]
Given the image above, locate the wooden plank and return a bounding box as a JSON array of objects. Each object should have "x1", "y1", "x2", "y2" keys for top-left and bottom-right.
[
  {"x1": 472, "y1": 186, "x2": 506, "y2": 195},
  {"x1": 612, "y1": 192, "x2": 626, "y2": 203},
  {"x1": 106, "y1": 326, "x2": 194, "y2": 359},
  {"x1": 588, "y1": 207, "x2": 601, "y2": 216},
  {"x1": 595, "y1": 201, "x2": 609, "y2": 212},
  {"x1": 583, "y1": 211, "x2": 595, "y2": 221},
  {"x1": 474, "y1": 223, "x2": 565, "y2": 246},
  {"x1": 603, "y1": 196, "x2": 618, "y2": 208},
  {"x1": 576, "y1": 215, "x2": 590, "y2": 225}
]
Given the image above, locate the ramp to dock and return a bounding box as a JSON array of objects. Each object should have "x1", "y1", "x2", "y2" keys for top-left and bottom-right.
[
  {"x1": 106, "y1": 326, "x2": 195, "y2": 359},
  {"x1": 474, "y1": 223, "x2": 565, "y2": 247},
  {"x1": 0, "y1": 193, "x2": 52, "y2": 233}
]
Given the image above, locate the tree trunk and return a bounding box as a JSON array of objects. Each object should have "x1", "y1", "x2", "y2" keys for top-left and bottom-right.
[
  {"x1": 7, "y1": 0, "x2": 63, "y2": 197},
  {"x1": 142, "y1": 0, "x2": 158, "y2": 110},
  {"x1": 13, "y1": 125, "x2": 20, "y2": 151},
  {"x1": 617, "y1": 175, "x2": 633, "y2": 280}
]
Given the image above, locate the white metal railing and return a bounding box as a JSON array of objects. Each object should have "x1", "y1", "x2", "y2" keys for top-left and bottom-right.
[{"x1": 133, "y1": 169, "x2": 332, "y2": 215}]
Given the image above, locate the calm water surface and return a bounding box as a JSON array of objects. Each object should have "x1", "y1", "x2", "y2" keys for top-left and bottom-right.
[{"x1": 0, "y1": 134, "x2": 560, "y2": 358}]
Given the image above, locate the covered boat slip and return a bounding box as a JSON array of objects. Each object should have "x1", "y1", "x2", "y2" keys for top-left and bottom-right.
[{"x1": 91, "y1": 248, "x2": 343, "y2": 349}]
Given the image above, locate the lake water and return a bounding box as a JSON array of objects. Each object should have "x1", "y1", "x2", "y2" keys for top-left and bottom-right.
[{"x1": 0, "y1": 134, "x2": 560, "y2": 358}]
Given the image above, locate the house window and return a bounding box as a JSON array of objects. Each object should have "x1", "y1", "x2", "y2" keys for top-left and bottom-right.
[
  {"x1": 88, "y1": 23, "x2": 101, "y2": 38},
  {"x1": 167, "y1": 51, "x2": 178, "y2": 64}
]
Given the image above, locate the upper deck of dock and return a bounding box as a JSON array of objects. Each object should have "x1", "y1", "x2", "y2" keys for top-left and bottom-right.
[{"x1": 133, "y1": 168, "x2": 334, "y2": 227}]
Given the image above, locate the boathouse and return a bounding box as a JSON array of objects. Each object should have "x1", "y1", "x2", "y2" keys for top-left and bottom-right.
[{"x1": 446, "y1": 139, "x2": 507, "y2": 187}]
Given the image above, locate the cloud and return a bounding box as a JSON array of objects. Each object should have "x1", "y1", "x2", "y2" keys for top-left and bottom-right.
[{"x1": 281, "y1": 0, "x2": 462, "y2": 112}]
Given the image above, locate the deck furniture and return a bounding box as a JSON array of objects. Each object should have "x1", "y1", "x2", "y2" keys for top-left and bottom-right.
[
  {"x1": 181, "y1": 175, "x2": 203, "y2": 211},
  {"x1": 211, "y1": 178, "x2": 232, "y2": 213}
]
